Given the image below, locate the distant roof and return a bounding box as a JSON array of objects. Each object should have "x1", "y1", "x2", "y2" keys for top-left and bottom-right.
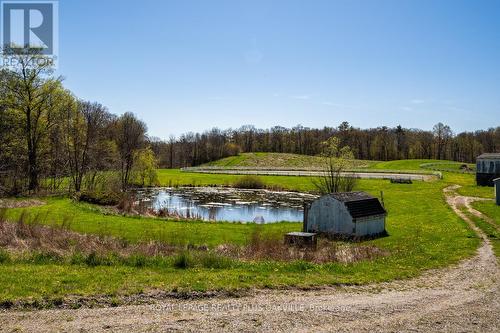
[
  {"x1": 477, "y1": 153, "x2": 500, "y2": 160},
  {"x1": 329, "y1": 192, "x2": 387, "y2": 219},
  {"x1": 329, "y1": 191, "x2": 374, "y2": 202}
]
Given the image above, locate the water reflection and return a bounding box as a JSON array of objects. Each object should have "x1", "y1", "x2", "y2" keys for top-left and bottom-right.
[{"x1": 133, "y1": 187, "x2": 317, "y2": 223}]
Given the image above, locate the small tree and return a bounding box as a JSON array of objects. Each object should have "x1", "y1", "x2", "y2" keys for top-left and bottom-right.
[
  {"x1": 313, "y1": 136, "x2": 357, "y2": 194},
  {"x1": 133, "y1": 147, "x2": 158, "y2": 187}
]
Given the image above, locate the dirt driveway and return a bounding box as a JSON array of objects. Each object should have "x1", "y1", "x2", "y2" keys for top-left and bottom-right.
[{"x1": 0, "y1": 186, "x2": 498, "y2": 332}]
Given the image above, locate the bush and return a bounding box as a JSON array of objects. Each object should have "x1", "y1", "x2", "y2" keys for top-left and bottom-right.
[
  {"x1": 29, "y1": 252, "x2": 64, "y2": 265},
  {"x1": 0, "y1": 250, "x2": 10, "y2": 264},
  {"x1": 78, "y1": 190, "x2": 122, "y2": 206},
  {"x1": 128, "y1": 254, "x2": 147, "y2": 268},
  {"x1": 198, "y1": 252, "x2": 233, "y2": 269},
  {"x1": 233, "y1": 175, "x2": 265, "y2": 189},
  {"x1": 83, "y1": 251, "x2": 114, "y2": 267},
  {"x1": 173, "y1": 251, "x2": 192, "y2": 269}
]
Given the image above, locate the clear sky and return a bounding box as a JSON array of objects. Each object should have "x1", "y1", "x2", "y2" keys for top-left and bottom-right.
[{"x1": 57, "y1": 0, "x2": 500, "y2": 139}]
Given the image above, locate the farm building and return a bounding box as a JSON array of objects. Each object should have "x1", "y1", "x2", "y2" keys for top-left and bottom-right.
[
  {"x1": 476, "y1": 153, "x2": 500, "y2": 186},
  {"x1": 304, "y1": 192, "x2": 387, "y2": 238}
]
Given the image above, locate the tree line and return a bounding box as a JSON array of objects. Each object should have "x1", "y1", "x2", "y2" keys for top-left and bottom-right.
[
  {"x1": 1, "y1": 49, "x2": 498, "y2": 195},
  {"x1": 0, "y1": 49, "x2": 156, "y2": 195},
  {"x1": 151, "y1": 122, "x2": 499, "y2": 168}
]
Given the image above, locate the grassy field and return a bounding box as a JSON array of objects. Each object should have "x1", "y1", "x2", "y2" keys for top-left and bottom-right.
[
  {"x1": 367, "y1": 159, "x2": 472, "y2": 171},
  {"x1": 158, "y1": 167, "x2": 494, "y2": 198},
  {"x1": 203, "y1": 153, "x2": 474, "y2": 173},
  {"x1": 0, "y1": 169, "x2": 482, "y2": 304},
  {"x1": 157, "y1": 168, "x2": 318, "y2": 192}
]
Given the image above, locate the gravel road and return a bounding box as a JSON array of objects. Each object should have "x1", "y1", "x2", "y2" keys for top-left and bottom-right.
[{"x1": 0, "y1": 186, "x2": 498, "y2": 333}]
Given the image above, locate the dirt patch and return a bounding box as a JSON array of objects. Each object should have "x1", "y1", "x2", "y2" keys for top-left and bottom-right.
[{"x1": 0, "y1": 199, "x2": 45, "y2": 209}]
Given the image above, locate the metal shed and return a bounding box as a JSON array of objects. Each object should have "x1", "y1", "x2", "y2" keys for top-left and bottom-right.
[
  {"x1": 304, "y1": 192, "x2": 387, "y2": 238},
  {"x1": 476, "y1": 153, "x2": 500, "y2": 186}
]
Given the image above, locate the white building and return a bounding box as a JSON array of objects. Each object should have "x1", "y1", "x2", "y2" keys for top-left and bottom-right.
[
  {"x1": 476, "y1": 153, "x2": 500, "y2": 186},
  {"x1": 304, "y1": 192, "x2": 387, "y2": 238}
]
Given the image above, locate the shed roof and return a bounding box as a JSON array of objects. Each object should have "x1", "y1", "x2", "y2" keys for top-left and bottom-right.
[
  {"x1": 477, "y1": 153, "x2": 500, "y2": 160},
  {"x1": 329, "y1": 191, "x2": 374, "y2": 202},
  {"x1": 329, "y1": 191, "x2": 387, "y2": 219}
]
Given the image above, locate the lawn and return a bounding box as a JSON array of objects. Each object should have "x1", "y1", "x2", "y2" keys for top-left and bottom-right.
[
  {"x1": 0, "y1": 172, "x2": 481, "y2": 304},
  {"x1": 157, "y1": 168, "x2": 318, "y2": 192},
  {"x1": 472, "y1": 200, "x2": 500, "y2": 226}
]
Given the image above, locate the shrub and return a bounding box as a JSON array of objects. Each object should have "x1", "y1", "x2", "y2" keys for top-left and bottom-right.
[
  {"x1": 69, "y1": 252, "x2": 86, "y2": 265},
  {"x1": 128, "y1": 254, "x2": 147, "y2": 267},
  {"x1": 83, "y1": 251, "x2": 114, "y2": 267},
  {"x1": 116, "y1": 193, "x2": 135, "y2": 213},
  {"x1": 233, "y1": 175, "x2": 265, "y2": 189},
  {"x1": 0, "y1": 250, "x2": 10, "y2": 264},
  {"x1": 78, "y1": 190, "x2": 122, "y2": 206},
  {"x1": 199, "y1": 252, "x2": 233, "y2": 269},
  {"x1": 173, "y1": 251, "x2": 192, "y2": 269},
  {"x1": 29, "y1": 252, "x2": 64, "y2": 265}
]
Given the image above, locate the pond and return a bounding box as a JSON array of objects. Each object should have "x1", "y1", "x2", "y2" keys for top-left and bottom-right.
[{"x1": 133, "y1": 187, "x2": 317, "y2": 223}]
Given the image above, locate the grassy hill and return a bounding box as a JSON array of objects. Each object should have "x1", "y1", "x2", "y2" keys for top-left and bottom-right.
[
  {"x1": 204, "y1": 153, "x2": 376, "y2": 169},
  {"x1": 203, "y1": 153, "x2": 474, "y2": 172}
]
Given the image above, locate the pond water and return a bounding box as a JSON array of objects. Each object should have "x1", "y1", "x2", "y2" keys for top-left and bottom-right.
[{"x1": 133, "y1": 187, "x2": 317, "y2": 223}]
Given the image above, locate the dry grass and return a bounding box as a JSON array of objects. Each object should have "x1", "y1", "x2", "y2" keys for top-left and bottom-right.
[
  {"x1": 0, "y1": 199, "x2": 45, "y2": 209},
  {"x1": 0, "y1": 209, "x2": 175, "y2": 258},
  {"x1": 216, "y1": 228, "x2": 387, "y2": 264},
  {"x1": 0, "y1": 209, "x2": 386, "y2": 265}
]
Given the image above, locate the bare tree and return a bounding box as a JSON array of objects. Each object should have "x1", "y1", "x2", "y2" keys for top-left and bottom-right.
[
  {"x1": 65, "y1": 100, "x2": 110, "y2": 192},
  {"x1": 433, "y1": 122, "x2": 452, "y2": 160},
  {"x1": 313, "y1": 136, "x2": 357, "y2": 194},
  {"x1": 114, "y1": 112, "x2": 147, "y2": 190}
]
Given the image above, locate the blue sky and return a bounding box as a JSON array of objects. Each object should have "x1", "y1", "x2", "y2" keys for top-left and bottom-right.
[{"x1": 57, "y1": 0, "x2": 500, "y2": 139}]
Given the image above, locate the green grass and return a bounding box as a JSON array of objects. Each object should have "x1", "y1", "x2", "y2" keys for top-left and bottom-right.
[
  {"x1": 157, "y1": 169, "x2": 318, "y2": 192},
  {"x1": 420, "y1": 162, "x2": 475, "y2": 173},
  {"x1": 367, "y1": 159, "x2": 470, "y2": 171},
  {"x1": 441, "y1": 173, "x2": 495, "y2": 198},
  {"x1": 472, "y1": 200, "x2": 500, "y2": 226},
  {"x1": 157, "y1": 168, "x2": 494, "y2": 198},
  {"x1": 0, "y1": 172, "x2": 481, "y2": 303},
  {"x1": 461, "y1": 204, "x2": 500, "y2": 257},
  {"x1": 4, "y1": 198, "x2": 297, "y2": 246}
]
